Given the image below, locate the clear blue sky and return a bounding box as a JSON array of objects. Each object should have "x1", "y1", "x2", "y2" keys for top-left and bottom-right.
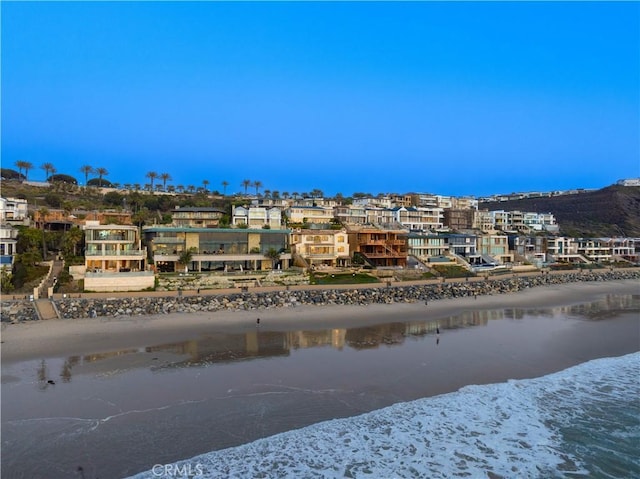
[{"x1": 2, "y1": 1, "x2": 639, "y2": 197}]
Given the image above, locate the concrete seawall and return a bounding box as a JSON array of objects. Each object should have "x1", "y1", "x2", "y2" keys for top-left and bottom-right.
[{"x1": 2, "y1": 269, "x2": 638, "y2": 323}]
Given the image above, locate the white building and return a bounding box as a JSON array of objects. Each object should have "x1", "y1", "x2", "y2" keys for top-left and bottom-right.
[
  {"x1": 0, "y1": 197, "x2": 29, "y2": 226},
  {"x1": 0, "y1": 223, "x2": 18, "y2": 268},
  {"x1": 233, "y1": 206, "x2": 283, "y2": 228}
]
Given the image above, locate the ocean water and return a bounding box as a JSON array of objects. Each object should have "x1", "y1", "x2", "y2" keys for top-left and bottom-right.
[{"x1": 129, "y1": 352, "x2": 640, "y2": 479}]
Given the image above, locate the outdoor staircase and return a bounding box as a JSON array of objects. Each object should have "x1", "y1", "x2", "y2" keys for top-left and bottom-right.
[{"x1": 34, "y1": 299, "x2": 59, "y2": 320}]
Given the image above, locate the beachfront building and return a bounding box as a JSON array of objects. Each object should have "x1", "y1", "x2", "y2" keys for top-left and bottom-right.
[
  {"x1": 232, "y1": 205, "x2": 283, "y2": 228},
  {"x1": 290, "y1": 228, "x2": 350, "y2": 268},
  {"x1": 347, "y1": 225, "x2": 408, "y2": 268},
  {"x1": 609, "y1": 237, "x2": 639, "y2": 263},
  {"x1": 476, "y1": 233, "x2": 513, "y2": 264},
  {"x1": 441, "y1": 233, "x2": 478, "y2": 258},
  {"x1": 512, "y1": 235, "x2": 548, "y2": 266},
  {"x1": 407, "y1": 233, "x2": 447, "y2": 260},
  {"x1": 82, "y1": 221, "x2": 153, "y2": 291},
  {"x1": 171, "y1": 207, "x2": 226, "y2": 228},
  {"x1": 545, "y1": 236, "x2": 585, "y2": 263},
  {"x1": 0, "y1": 223, "x2": 18, "y2": 268},
  {"x1": 143, "y1": 226, "x2": 291, "y2": 273},
  {"x1": 576, "y1": 238, "x2": 613, "y2": 263},
  {"x1": 286, "y1": 205, "x2": 334, "y2": 225}
]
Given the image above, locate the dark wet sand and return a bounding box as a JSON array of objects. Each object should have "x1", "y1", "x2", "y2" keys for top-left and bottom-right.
[
  {"x1": 2, "y1": 279, "x2": 638, "y2": 364},
  {"x1": 1, "y1": 280, "x2": 639, "y2": 479}
]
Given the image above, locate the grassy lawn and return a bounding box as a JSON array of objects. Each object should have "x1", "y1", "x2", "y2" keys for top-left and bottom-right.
[
  {"x1": 310, "y1": 272, "x2": 380, "y2": 285},
  {"x1": 431, "y1": 265, "x2": 475, "y2": 278}
]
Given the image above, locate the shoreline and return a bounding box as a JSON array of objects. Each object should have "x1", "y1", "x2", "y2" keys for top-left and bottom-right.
[
  {"x1": 2, "y1": 280, "x2": 639, "y2": 479},
  {"x1": 2, "y1": 279, "x2": 638, "y2": 364}
]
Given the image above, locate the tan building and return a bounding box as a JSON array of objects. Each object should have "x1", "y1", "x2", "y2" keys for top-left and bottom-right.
[
  {"x1": 286, "y1": 205, "x2": 334, "y2": 225},
  {"x1": 290, "y1": 228, "x2": 350, "y2": 268},
  {"x1": 143, "y1": 226, "x2": 291, "y2": 272},
  {"x1": 83, "y1": 221, "x2": 154, "y2": 292}
]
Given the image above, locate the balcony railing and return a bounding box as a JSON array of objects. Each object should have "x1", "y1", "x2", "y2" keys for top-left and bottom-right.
[{"x1": 85, "y1": 250, "x2": 146, "y2": 257}]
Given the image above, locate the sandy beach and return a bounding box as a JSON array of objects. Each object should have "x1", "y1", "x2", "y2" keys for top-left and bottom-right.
[
  {"x1": 2, "y1": 279, "x2": 639, "y2": 479},
  {"x1": 2, "y1": 279, "x2": 638, "y2": 364}
]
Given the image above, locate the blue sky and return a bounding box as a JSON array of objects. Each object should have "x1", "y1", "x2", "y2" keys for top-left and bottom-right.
[{"x1": 2, "y1": 1, "x2": 638, "y2": 197}]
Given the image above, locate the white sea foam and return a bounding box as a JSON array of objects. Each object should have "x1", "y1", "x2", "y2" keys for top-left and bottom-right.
[{"x1": 128, "y1": 352, "x2": 640, "y2": 479}]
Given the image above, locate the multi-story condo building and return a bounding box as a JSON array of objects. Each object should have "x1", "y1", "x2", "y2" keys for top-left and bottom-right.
[
  {"x1": 83, "y1": 221, "x2": 153, "y2": 291},
  {"x1": 143, "y1": 227, "x2": 291, "y2": 273},
  {"x1": 290, "y1": 228, "x2": 350, "y2": 268},
  {"x1": 0, "y1": 223, "x2": 18, "y2": 268},
  {"x1": 286, "y1": 205, "x2": 335, "y2": 225},
  {"x1": 347, "y1": 226, "x2": 407, "y2": 268},
  {"x1": 171, "y1": 207, "x2": 225, "y2": 228},
  {"x1": 233, "y1": 206, "x2": 283, "y2": 228}
]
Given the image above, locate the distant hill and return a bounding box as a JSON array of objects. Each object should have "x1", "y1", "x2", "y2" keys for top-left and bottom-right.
[{"x1": 479, "y1": 185, "x2": 640, "y2": 237}]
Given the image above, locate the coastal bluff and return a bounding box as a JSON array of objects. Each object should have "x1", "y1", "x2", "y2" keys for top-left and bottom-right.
[{"x1": 2, "y1": 270, "x2": 639, "y2": 323}]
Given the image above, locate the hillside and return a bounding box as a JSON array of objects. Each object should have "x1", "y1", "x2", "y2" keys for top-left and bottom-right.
[{"x1": 479, "y1": 185, "x2": 640, "y2": 237}]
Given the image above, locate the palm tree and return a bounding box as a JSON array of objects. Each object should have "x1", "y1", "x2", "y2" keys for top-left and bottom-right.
[
  {"x1": 145, "y1": 171, "x2": 159, "y2": 192},
  {"x1": 178, "y1": 247, "x2": 196, "y2": 272},
  {"x1": 292, "y1": 192, "x2": 299, "y2": 200},
  {"x1": 202, "y1": 179, "x2": 210, "y2": 192},
  {"x1": 186, "y1": 185, "x2": 195, "y2": 194},
  {"x1": 242, "y1": 179, "x2": 252, "y2": 196},
  {"x1": 80, "y1": 165, "x2": 94, "y2": 186},
  {"x1": 283, "y1": 192, "x2": 290, "y2": 199},
  {"x1": 40, "y1": 162, "x2": 56, "y2": 181},
  {"x1": 160, "y1": 172, "x2": 172, "y2": 191},
  {"x1": 15, "y1": 160, "x2": 34, "y2": 181},
  {"x1": 221, "y1": 180, "x2": 229, "y2": 196},
  {"x1": 176, "y1": 185, "x2": 185, "y2": 194},
  {"x1": 24, "y1": 162, "x2": 34, "y2": 181},
  {"x1": 96, "y1": 167, "x2": 109, "y2": 186},
  {"x1": 253, "y1": 180, "x2": 263, "y2": 196}
]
